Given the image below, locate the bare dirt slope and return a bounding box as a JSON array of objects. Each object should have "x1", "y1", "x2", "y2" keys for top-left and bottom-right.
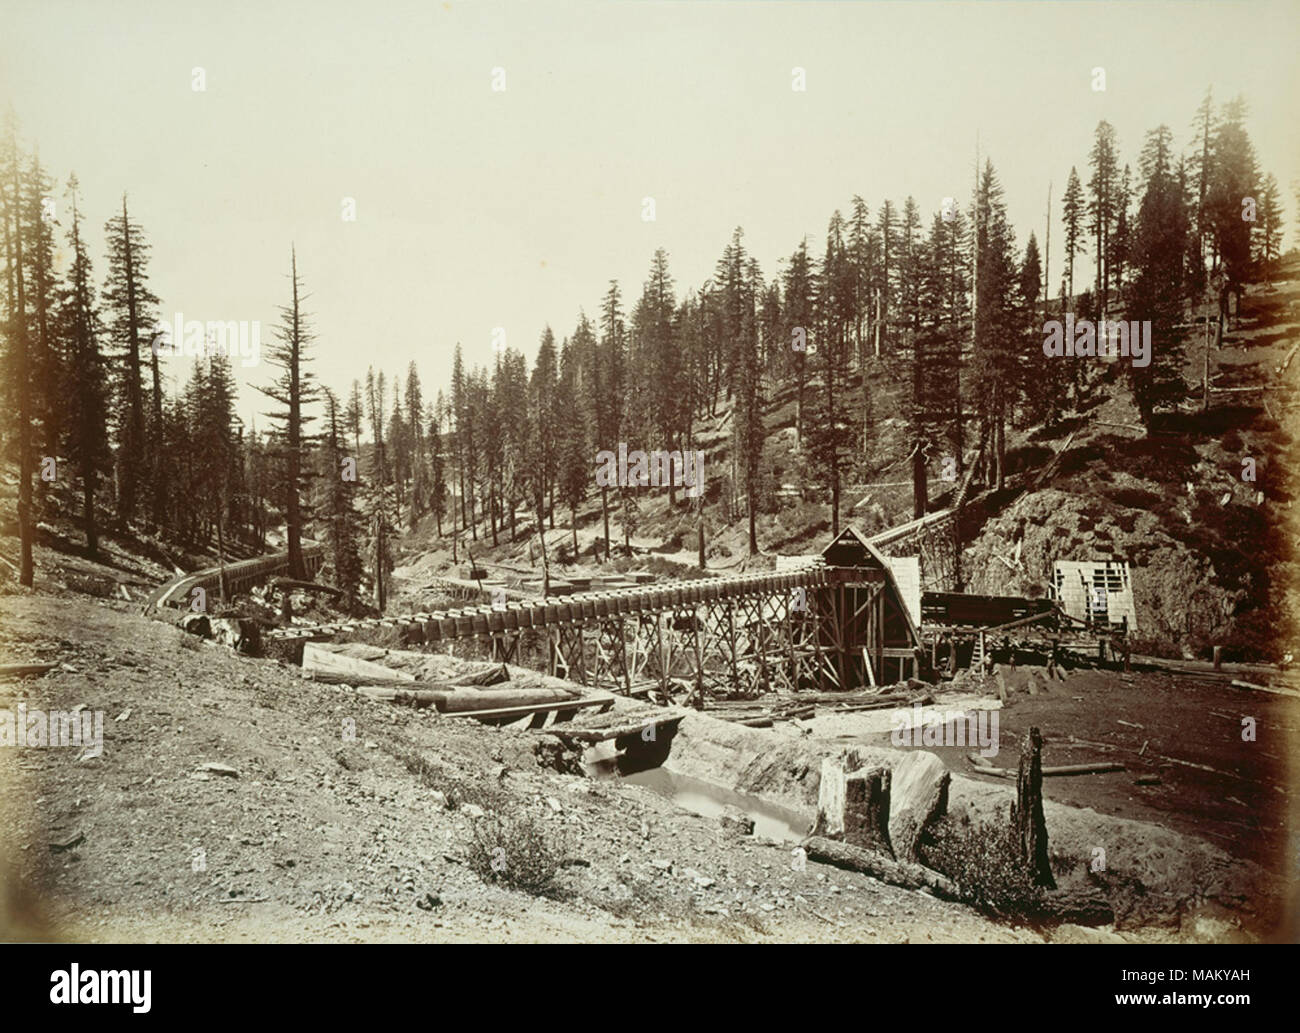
[{"x1": 1, "y1": 591, "x2": 1038, "y2": 944}]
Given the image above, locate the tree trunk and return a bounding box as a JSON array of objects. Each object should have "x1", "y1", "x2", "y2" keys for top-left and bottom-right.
[
  {"x1": 600, "y1": 486, "x2": 610, "y2": 562},
  {"x1": 1012, "y1": 726, "x2": 1056, "y2": 889},
  {"x1": 802, "y1": 837, "x2": 959, "y2": 899},
  {"x1": 82, "y1": 466, "x2": 98, "y2": 558}
]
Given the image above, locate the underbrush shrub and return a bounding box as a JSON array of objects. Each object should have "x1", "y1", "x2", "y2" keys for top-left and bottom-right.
[{"x1": 466, "y1": 811, "x2": 564, "y2": 895}]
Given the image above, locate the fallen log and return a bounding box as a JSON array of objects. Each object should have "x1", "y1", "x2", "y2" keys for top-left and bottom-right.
[
  {"x1": 970, "y1": 760, "x2": 1125, "y2": 778},
  {"x1": 1230, "y1": 679, "x2": 1300, "y2": 699},
  {"x1": 802, "y1": 835, "x2": 960, "y2": 900},
  {"x1": 272, "y1": 578, "x2": 346, "y2": 598},
  {"x1": 394, "y1": 686, "x2": 580, "y2": 713},
  {"x1": 303, "y1": 643, "x2": 415, "y2": 685},
  {"x1": 449, "y1": 663, "x2": 511, "y2": 688},
  {"x1": 0, "y1": 662, "x2": 57, "y2": 678},
  {"x1": 1026, "y1": 892, "x2": 1116, "y2": 926}
]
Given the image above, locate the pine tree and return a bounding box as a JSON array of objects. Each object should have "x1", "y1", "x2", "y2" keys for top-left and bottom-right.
[
  {"x1": 22, "y1": 151, "x2": 60, "y2": 472},
  {"x1": 1255, "y1": 172, "x2": 1284, "y2": 278},
  {"x1": 874, "y1": 200, "x2": 896, "y2": 355},
  {"x1": 405, "y1": 362, "x2": 427, "y2": 529},
  {"x1": 804, "y1": 212, "x2": 859, "y2": 533},
  {"x1": 1060, "y1": 167, "x2": 1086, "y2": 306},
  {"x1": 3, "y1": 113, "x2": 34, "y2": 583},
  {"x1": 59, "y1": 174, "x2": 110, "y2": 556},
  {"x1": 1088, "y1": 121, "x2": 1120, "y2": 314},
  {"x1": 530, "y1": 327, "x2": 560, "y2": 524},
  {"x1": 254, "y1": 247, "x2": 319, "y2": 578},
  {"x1": 102, "y1": 195, "x2": 161, "y2": 526},
  {"x1": 593, "y1": 281, "x2": 625, "y2": 559},
  {"x1": 1188, "y1": 86, "x2": 1217, "y2": 274},
  {"x1": 1207, "y1": 96, "x2": 1258, "y2": 327},
  {"x1": 1128, "y1": 125, "x2": 1190, "y2": 426},
  {"x1": 971, "y1": 160, "x2": 1019, "y2": 488},
  {"x1": 783, "y1": 238, "x2": 817, "y2": 445},
  {"x1": 322, "y1": 387, "x2": 364, "y2": 609},
  {"x1": 429, "y1": 392, "x2": 448, "y2": 537},
  {"x1": 561, "y1": 320, "x2": 594, "y2": 558}
]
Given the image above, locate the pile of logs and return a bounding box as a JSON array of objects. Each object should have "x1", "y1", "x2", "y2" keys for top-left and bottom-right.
[
  {"x1": 301, "y1": 643, "x2": 585, "y2": 715},
  {"x1": 704, "y1": 685, "x2": 934, "y2": 728}
]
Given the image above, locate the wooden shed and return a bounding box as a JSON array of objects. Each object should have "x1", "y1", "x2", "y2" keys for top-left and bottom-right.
[
  {"x1": 1052, "y1": 560, "x2": 1137, "y2": 632},
  {"x1": 817, "y1": 527, "x2": 923, "y2": 688}
]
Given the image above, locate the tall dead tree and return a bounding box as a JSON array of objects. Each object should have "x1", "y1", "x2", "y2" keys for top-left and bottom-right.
[
  {"x1": 5, "y1": 118, "x2": 33, "y2": 584},
  {"x1": 1011, "y1": 726, "x2": 1056, "y2": 889},
  {"x1": 255, "y1": 247, "x2": 318, "y2": 579}
]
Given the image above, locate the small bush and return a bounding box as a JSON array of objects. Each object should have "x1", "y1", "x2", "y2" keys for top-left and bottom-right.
[
  {"x1": 465, "y1": 811, "x2": 564, "y2": 895},
  {"x1": 919, "y1": 814, "x2": 1044, "y2": 917}
]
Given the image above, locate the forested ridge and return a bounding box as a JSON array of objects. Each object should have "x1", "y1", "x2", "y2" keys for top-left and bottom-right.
[{"x1": 1, "y1": 93, "x2": 1290, "y2": 651}]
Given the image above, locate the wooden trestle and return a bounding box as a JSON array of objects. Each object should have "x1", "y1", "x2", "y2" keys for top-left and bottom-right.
[{"x1": 263, "y1": 561, "x2": 919, "y2": 697}]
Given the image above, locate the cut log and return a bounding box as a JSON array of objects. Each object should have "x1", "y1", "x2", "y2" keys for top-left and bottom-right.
[
  {"x1": 272, "y1": 578, "x2": 346, "y2": 598},
  {"x1": 1230, "y1": 679, "x2": 1300, "y2": 699},
  {"x1": 889, "y1": 751, "x2": 950, "y2": 861},
  {"x1": 813, "y1": 750, "x2": 866, "y2": 837},
  {"x1": 0, "y1": 662, "x2": 58, "y2": 678},
  {"x1": 802, "y1": 836, "x2": 960, "y2": 900},
  {"x1": 396, "y1": 686, "x2": 580, "y2": 713},
  {"x1": 1032, "y1": 892, "x2": 1116, "y2": 926},
  {"x1": 303, "y1": 643, "x2": 416, "y2": 685},
  {"x1": 449, "y1": 663, "x2": 511, "y2": 688}
]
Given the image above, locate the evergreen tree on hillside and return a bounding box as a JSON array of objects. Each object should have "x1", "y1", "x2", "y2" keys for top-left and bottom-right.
[
  {"x1": 429, "y1": 392, "x2": 448, "y2": 538},
  {"x1": 874, "y1": 200, "x2": 896, "y2": 355},
  {"x1": 782, "y1": 238, "x2": 817, "y2": 445},
  {"x1": 1207, "y1": 96, "x2": 1259, "y2": 327},
  {"x1": 1254, "y1": 172, "x2": 1284, "y2": 278},
  {"x1": 559, "y1": 323, "x2": 593, "y2": 558},
  {"x1": 970, "y1": 160, "x2": 1019, "y2": 488},
  {"x1": 804, "y1": 212, "x2": 858, "y2": 533},
  {"x1": 1088, "y1": 121, "x2": 1120, "y2": 314},
  {"x1": 1188, "y1": 86, "x2": 1217, "y2": 276},
  {"x1": 103, "y1": 195, "x2": 161, "y2": 526},
  {"x1": 22, "y1": 151, "x2": 60, "y2": 471},
  {"x1": 322, "y1": 386, "x2": 364, "y2": 609},
  {"x1": 3, "y1": 114, "x2": 35, "y2": 583},
  {"x1": 1060, "y1": 167, "x2": 1086, "y2": 305},
  {"x1": 592, "y1": 281, "x2": 625, "y2": 559},
  {"x1": 1127, "y1": 125, "x2": 1190, "y2": 426},
  {"x1": 254, "y1": 247, "x2": 319, "y2": 578},
  {"x1": 529, "y1": 327, "x2": 559, "y2": 523},
  {"x1": 59, "y1": 174, "x2": 109, "y2": 556},
  {"x1": 405, "y1": 362, "x2": 427, "y2": 529}
]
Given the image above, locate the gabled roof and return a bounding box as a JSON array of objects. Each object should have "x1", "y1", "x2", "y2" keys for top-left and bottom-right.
[{"x1": 822, "y1": 527, "x2": 921, "y2": 647}]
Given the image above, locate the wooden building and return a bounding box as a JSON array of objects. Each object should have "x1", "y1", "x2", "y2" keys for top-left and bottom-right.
[{"x1": 817, "y1": 528, "x2": 923, "y2": 688}]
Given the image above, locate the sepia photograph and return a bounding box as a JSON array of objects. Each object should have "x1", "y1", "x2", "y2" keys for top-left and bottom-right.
[{"x1": 0, "y1": 0, "x2": 1297, "y2": 999}]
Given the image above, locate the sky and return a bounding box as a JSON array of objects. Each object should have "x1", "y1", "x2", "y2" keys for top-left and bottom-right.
[{"x1": 4, "y1": 0, "x2": 1298, "y2": 428}]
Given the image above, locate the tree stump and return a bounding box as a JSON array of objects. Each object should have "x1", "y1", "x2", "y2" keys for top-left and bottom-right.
[
  {"x1": 1012, "y1": 726, "x2": 1056, "y2": 889},
  {"x1": 813, "y1": 749, "x2": 866, "y2": 838},
  {"x1": 843, "y1": 767, "x2": 893, "y2": 857}
]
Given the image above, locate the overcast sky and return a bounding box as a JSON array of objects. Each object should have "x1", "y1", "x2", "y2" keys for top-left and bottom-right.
[{"x1": 5, "y1": 0, "x2": 1298, "y2": 429}]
